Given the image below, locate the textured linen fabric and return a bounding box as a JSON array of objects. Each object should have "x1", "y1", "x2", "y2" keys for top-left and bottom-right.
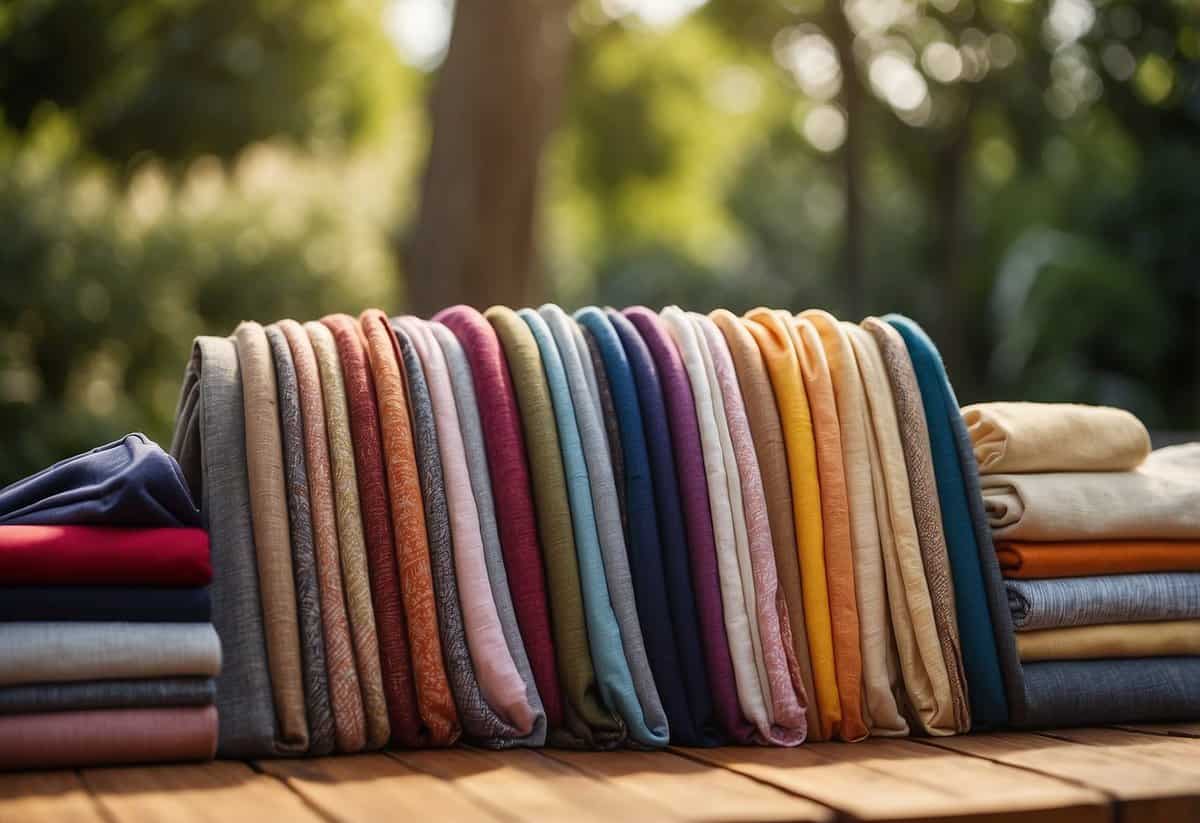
[
  {"x1": 543, "y1": 305, "x2": 670, "y2": 747},
  {"x1": 0, "y1": 705, "x2": 218, "y2": 770},
  {"x1": 434, "y1": 306, "x2": 563, "y2": 730},
  {"x1": 863, "y1": 318, "x2": 971, "y2": 733},
  {"x1": 610, "y1": 309, "x2": 722, "y2": 746},
  {"x1": 233, "y1": 321, "x2": 310, "y2": 752},
  {"x1": 278, "y1": 319, "x2": 366, "y2": 753},
  {"x1": 741, "y1": 309, "x2": 839, "y2": 741},
  {"x1": 981, "y1": 444, "x2": 1200, "y2": 542},
  {"x1": 0, "y1": 678, "x2": 215, "y2": 715},
  {"x1": 488, "y1": 306, "x2": 622, "y2": 748},
  {"x1": 1020, "y1": 657, "x2": 1200, "y2": 728},
  {"x1": 357, "y1": 311, "x2": 458, "y2": 747},
  {"x1": 1017, "y1": 619, "x2": 1200, "y2": 662},
  {"x1": 582, "y1": 325, "x2": 628, "y2": 528},
  {"x1": 997, "y1": 540, "x2": 1200, "y2": 578},
  {"x1": 962, "y1": 402, "x2": 1151, "y2": 474},
  {"x1": 305, "y1": 321, "x2": 392, "y2": 749},
  {"x1": 171, "y1": 336, "x2": 280, "y2": 757},
  {"x1": 0, "y1": 433, "x2": 200, "y2": 527},
  {"x1": 431, "y1": 321, "x2": 548, "y2": 745},
  {"x1": 843, "y1": 323, "x2": 962, "y2": 735},
  {"x1": 0, "y1": 525, "x2": 209, "y2": 586},
  {"x1": 1007, "y1": 573, "x2": 1200, "y2": 631},
  {"x1": 787, "y1": 314, "x2": 869, "y2": 742},
  {"x1": 265, "y1": 323, "x2": 335, "y2": 756},
  {"x1": 0, "y1": 622, "x2": 221, "y2": 686},
  {"x1": 576, "y1": 308, "x2": 698, "y2": 744},
  {"x1": 697, "y1": 312, "x2": 809, "y2": 745},
  {"x1": 711, "y1": 310, "x2": 819, "y2": 734},
  {"x1": 626, "y1": 307, "x2": 753, "y2": 744},
  {"x1": 803, "y1": 310, "x2": 907, "y2": 737},
  {"x1": 520, "y1": 307, "x2": 649, "y2": 742},
  {"x1": 329, "y1": 313, "x2": 428, "y2": 747},
  {"x1": 395, "y1": 317, "x2": 541, "y2": 744},
  {"x1": 0, "y1": 586, "x2": 209, "y2": 623}
]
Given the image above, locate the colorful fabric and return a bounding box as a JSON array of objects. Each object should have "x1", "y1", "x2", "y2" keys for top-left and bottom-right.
[
  {"x1": 0, "y1": 525, "x2": 209, "y2": 586},
  {"x1": 1007, "y1": 573, "x2": 1200, "y2": 631},
  {"x1": 1017, "y1": 619, "x2": 1200, "y2": 662},
  {"x1": 997, "y1": 540, "x2": 1200, "y2": 578}
]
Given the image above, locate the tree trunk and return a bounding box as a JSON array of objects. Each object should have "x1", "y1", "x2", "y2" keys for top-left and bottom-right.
[
  {"x1": 405, "y1": 0, "x2": 574, "y2": 316},
  {"x1": 828, "y1": 8, "x2": 865, "y2": 319},
  {"x1": 933, "y1": 115, "x2": 972, "y2": 395}
]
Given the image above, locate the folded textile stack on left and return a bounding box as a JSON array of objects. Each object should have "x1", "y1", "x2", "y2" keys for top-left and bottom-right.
[{"x1": 0, "y1": 434, "x2": 220, "y2": 769}]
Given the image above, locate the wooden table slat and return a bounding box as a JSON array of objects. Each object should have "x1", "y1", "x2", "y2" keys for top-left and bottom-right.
[
  {"x1": 1110, "y1": 722, "x2": 1200, "y2": 739},
  {"x1": 0, "y1": 770, "x2": 108, "y2": 823}
]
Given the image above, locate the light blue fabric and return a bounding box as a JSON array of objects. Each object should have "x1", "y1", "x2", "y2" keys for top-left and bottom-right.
[
  {"x1": 1007, "y1": 573, "x2": 1200, "y2": 631},
  {"x1": 519, "y1": 308, "x2": 663, "y2": 747}
]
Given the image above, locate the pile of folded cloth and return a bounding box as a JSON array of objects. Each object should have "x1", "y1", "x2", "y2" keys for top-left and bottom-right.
[
  {"x1": 966, "y1": 402, "x2": 1200, "y2": 728},
  {"x1": 0, "y1": 434, "x2": 220, "y2": 769}
]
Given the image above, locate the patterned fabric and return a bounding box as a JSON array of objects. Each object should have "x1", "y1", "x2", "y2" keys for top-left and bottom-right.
[{"x1": 1008, "y1": 574, "x2": 1200, "y2": 631}]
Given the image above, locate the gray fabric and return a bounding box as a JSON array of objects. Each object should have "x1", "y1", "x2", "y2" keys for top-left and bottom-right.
[
  {"x1": 430, "y1": 321, "x2": 548, "y2": 747},
  {"x1": 1021, "y1": 657, "x2": 1200, "y2": 728},
  {"x1": 1008, "y1": 573, "x2": 1200, "y2": 632},
  {"x1": 392, "y1": 322, "x2": 524, "y2": 747},
  {"x1": 265, "y1": 324, "x2": 335, "y2": 755},
  {"x1": 0, "y1": 623, "x2": 220, "y2": 686},
  {"x1": 581, "y1": 324, "x2": 628, "y2": 530},
  {"x1": 541, "y1": 304, "x2": 669, "y2": 747},
  {"x1": 0, "y1": 678, "x2": 216, "y2": 715},
  {"x1": 171, "y1": 336, "x2": 282, "y2": 758}
]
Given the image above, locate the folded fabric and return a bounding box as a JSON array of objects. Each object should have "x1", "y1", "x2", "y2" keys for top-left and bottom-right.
[
  {"x1": 582, "y1": 325, "x2": 628, "y2": 528},
  {"x1": 982, "y1": 444, "x2": 1200, "y2": 542},
  {"x1": 1020, "y1": 657, "x2": 1200, "y2": 729},
  {"x1": 0, "y1": 525, "x2": 210, "y2": 586},
  {"x1": 0, "y1": 622, "x2": 220, "y2": 686},
  {"x1": 1007, "y1": 573, "x2": 1200, "y2": 631},
  {"x1": 1017, "y1": 619, "x2": 1200, "y2": 662},
  {"x1": 0, "y1": 677, "x2": 215, "y2": 714},
  {"x1": 435, "y1": 306, "x2": 563, "y2": 732},
  {"x1": 266, "y1": 323, "x2": 335, "y2": 756},
  {"x1": 997, "y1": 540, "x2": 1200, "y2": 578},
  {"x1": 0, "y1": 433, "x2": 200, "y2": 528},
  {"x1": 0, "y1": 706, "x2": 217, "y2": 770},
  {"x1": 0, "y1": 586, "x2": 209, "y2": 623},
  {"x1": 962, "y1": 402, "x2": 1151, "y2": 474},
  {"x1": 171, "y1": 336, "x2": 281, "y2": 757}
]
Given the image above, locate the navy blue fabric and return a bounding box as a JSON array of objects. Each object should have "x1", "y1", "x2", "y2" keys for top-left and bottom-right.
[
  {"x1": 0, "y1": 434, "x2": 200, "y2": 527},
  {"x1": 1021, "y1": 658, "x2": 1200, "y2": 729},
  {"x1": 885, "y1": 315, "x2": 1010, "y2": 730},
  {"x1": 608, "y1": 308, "x2": 722, "y2": 746},
  {"x1": 0, "y1": 586, "x2": 211, "y2": 622}
]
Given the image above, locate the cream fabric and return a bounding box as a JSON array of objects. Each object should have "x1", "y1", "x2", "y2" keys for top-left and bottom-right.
[{"x1": 1017, "y1": 619, "x2": 1200, "y2": 662}]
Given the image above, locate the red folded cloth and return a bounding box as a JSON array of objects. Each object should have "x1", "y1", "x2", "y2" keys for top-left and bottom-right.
[{"x1": 0, "y1": 525, "x2": 210, "y2": 585}]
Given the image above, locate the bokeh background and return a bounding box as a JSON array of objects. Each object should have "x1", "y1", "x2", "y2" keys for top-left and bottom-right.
[{"x1": 0, "y1": 0, "x2": 1196, "y2": 483}]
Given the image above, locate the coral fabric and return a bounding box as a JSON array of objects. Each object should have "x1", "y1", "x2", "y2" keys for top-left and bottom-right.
[
  {"x1": 997, "y1": 540, "x2": 1200, "y2": 578},
  {"x1": 0, "y1": 525, "x2": 209, "y2": 586}
]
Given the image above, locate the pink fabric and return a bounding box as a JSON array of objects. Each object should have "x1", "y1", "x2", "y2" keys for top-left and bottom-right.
[
  {"x1": 394, "y1": 317, "x2": 536, "y2": 735},
  {"x1": 696, "y1": 314, "x2": 808, "y2": 745}
]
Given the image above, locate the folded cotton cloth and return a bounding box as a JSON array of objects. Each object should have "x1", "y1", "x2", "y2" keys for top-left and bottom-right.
[
  {"x1": 0, "y1": 525, "x2": 210, "y2": 586},
  {"x1": 1020, "y1": 657, "x2": 1200, "y2": 729},
  {"x1": 962, "y1": 402, "x2": 1150, "y2": 474},
  {"x1": 0, "y1": 586, "x2": 210, "y2": 623},
  {"x1": 982, "y1": 444, "x2": 1200, "y2": 541},
  {"x1": 997, "y1": 540, "x2": 1200, "y2": 578},
  {"x1": 0, "y1": 677, "x2": 216, "y2": 714},
  {"x1": 1017, "y1": 619, "x2": 1200, "y2": 662},
  {"x1": 1007, "y1": 573, "x2": 1200, "y2": 631}
]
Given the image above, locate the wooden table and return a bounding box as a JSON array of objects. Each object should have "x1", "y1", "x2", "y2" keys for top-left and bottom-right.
[{"x1": 4, "y1": 724, "x2": 1199, "y2": 822}]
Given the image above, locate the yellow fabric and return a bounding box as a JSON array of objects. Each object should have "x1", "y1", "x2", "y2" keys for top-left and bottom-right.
[
  {"x1": 1017, "y1": 619, "x2": 1200, "y2": 662},
  {"x1": 743, "y1": 308, "x2": 839, "y2": 741}
]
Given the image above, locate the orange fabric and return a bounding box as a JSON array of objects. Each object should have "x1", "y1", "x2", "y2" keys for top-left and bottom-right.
[
  {"x1": 359, "y1": 309, "x2": 460, "y2": 746},
  {"x1": 998, "y1": 540, "x2": 1200, "y2": 579}
]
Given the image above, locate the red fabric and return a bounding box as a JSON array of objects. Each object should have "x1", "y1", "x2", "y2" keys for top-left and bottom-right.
[{"x1": 0, "y1": 525, "x2": 209, "y2": 585}]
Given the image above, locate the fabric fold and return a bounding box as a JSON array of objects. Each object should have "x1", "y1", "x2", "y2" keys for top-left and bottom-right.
[
  {"x1": 1007, "y1": 573, "x2": 1200, "y2": 631},
  {"x1": 997, "y1": 540, "x2": 1200, "y2": 579},
  {"x1": 0, "y1": 586, "x2": 210, "y2": 623},
  {"x1": 1020, "y1": 658, "x2": 1200, "y2": 728},
  {"x1": 1016, "y1": 619, "x2": 1200, "y2": 662},
  {"x1": 0, "y1": 678, "x2": 216, "y2": 715},
  {"x1": 0, "y1": 525, "x2": 209, "y2": 586}
]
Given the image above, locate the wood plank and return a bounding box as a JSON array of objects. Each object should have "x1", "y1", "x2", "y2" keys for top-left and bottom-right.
[
  {"x1": 258, "y1": 754, "x2": 501, "y2": 822},
  {"x1": 681, "y1": 739, "x2": 1109, "y2": 823},
  {"x1": 927, "y1": 729, "x2": 1200, "y2": 823},
  {"x1": 0, "y1": 770, "x2": 108, "y2": 823},
  {"x1": 1110, "y1": 722, "x2": 1200, "y2": 739},
  {"x1": 1043, "y1": 727, "x2": 1200, "y2": 778},
  {"x1": 388, "y1": 747, "x2": 681, "y2": 822},
  {"x1": 81, "y1": 760, "x2": 327, "y2": 823},
  {"x1": 543, "y1": 748, "x2": 833, "y2": 822}
]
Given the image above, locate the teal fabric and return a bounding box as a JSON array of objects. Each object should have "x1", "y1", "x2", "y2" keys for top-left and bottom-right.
[{"x1": 518, "y1": 308, "x2": 661, "y2": 746}]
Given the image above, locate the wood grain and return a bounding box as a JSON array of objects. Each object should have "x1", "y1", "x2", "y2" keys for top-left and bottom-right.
[{"x1": 0, "y1": 770, "x2": 107, "y2": 823}]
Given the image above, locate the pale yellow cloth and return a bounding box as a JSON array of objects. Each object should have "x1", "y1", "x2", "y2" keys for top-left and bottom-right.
[
  {"x1": 1017, "y1": 619, "x2": 1200, "y2": 662},
  {"x1": 962, "y1": 402, "x2": 1150, "y2": 474}
]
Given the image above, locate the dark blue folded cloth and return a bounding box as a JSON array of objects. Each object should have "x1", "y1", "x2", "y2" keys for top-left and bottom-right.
[
  {"x1": 0, "y1": 434, "x2": 201, "y2": 527},
  {"x1": 1021, "y1": 658, "x2": 1200, "y2": 728},
  {"x1": 0, "y1": 586, "x2": 210, "y2": 622},
  {"x1": 0, "y1": 677, "x2": 216, "y2": 715}
]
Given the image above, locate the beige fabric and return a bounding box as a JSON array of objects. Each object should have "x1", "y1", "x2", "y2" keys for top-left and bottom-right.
[
  {"x1": 844, "y1": 323, "x2": 960, "y2": 736},
  {"x1": 962, "y1": 402, "x2": 1150, "y2": 475},
  {"x1": 982, "y1": 444, "x2": 1200, "y2": 542},
  {"x1": 1017, "y1": 619, "x2": 1200, "y2": 662}
]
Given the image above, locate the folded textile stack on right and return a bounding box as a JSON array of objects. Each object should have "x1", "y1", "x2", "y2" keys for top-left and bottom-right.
[{"x1": 965, "y1": 402, "x2": 1200, "y2": 728}]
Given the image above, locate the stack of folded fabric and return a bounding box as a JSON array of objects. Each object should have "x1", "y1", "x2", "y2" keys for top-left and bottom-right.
[
  {"x1": 965, "y1": 402, "x2": 1200, "y2": 727},
  {"x1": 0, "y1": 434, "x2": 220, "y2": 769}
]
